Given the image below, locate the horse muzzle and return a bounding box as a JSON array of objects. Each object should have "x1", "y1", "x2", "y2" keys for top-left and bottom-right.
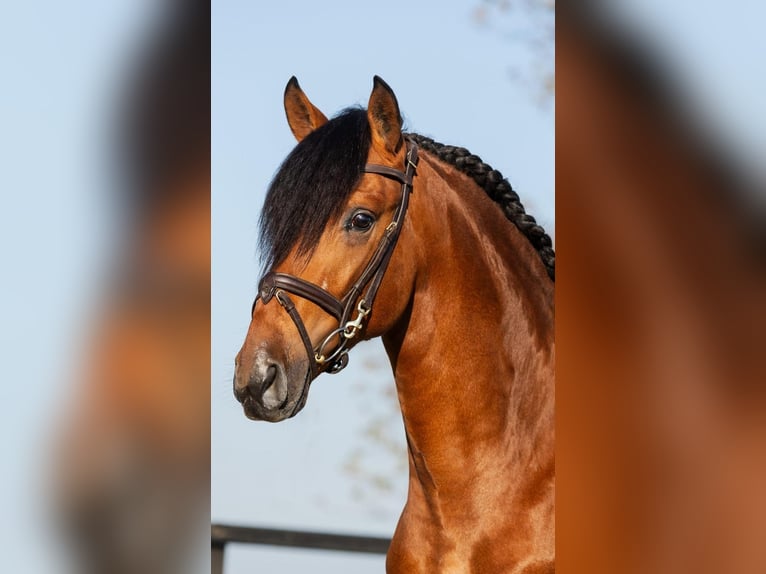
[{"x1": 233, "y1": 352, "x2": 308, "y2": 422}]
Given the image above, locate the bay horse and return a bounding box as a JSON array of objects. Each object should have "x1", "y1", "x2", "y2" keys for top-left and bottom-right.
[{"x1": 234, "y1": 77, "x2": 554, "y2": 573}]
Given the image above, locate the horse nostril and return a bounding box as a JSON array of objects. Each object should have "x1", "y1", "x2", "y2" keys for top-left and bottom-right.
[
  {"x1": 246, "y1": 363, "x2": 284, "y2": 405},
  {"x1": 258, "y1": 363, "x2": 288, "y2": 410},
  {"x1": 262, "y1": 364, "x2": 277, "y2": 392}
]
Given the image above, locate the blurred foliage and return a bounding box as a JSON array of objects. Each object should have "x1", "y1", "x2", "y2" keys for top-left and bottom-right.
[
  {"x1": 342, "y1": 346, "x2": 409, "y2": 520},
  {"x1": 472, "y1": 0, "x2": 555, "y2": 103}
]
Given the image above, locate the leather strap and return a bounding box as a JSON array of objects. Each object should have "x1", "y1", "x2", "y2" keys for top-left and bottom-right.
[
  {"x1": 260, "y1": 272, "x2": 344, "y2": 320},
  {"x1": 273, "y1": 291, "x2": 320, "y2": 380},
  {"x1": 363, "y1": 164, "x2": 410, "y2": 184},
  {"x1": 355, "y1": 142, "x2": 417, "y2": 310}
]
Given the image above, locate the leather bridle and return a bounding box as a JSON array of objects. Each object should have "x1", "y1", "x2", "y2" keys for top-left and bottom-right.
[{"x1": 253, "y1": 138, "x2": 419, "y2": 380}]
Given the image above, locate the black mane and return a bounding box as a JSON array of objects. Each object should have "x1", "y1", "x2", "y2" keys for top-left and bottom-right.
[
  {"x1": 259, "y1": 108, "x2": 370, "y2": 270},
  {"x1": 258, "y1": 109, "x2": 555, "y2": 280}
]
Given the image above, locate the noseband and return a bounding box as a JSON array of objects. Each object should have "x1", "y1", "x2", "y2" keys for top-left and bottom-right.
[{"x1": 254, "y1": 138, "x2": 419, "y2": 379}]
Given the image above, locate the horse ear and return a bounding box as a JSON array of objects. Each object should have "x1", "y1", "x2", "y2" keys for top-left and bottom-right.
[
  {"x1": 367, "y1": 76, "x2": 403, "y2": 158},
  {"x1": 283, "y1": 76, "x2": 328, "y2": 142}
]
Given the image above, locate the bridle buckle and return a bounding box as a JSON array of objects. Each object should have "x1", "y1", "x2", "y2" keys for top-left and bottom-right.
[{"x1": 342, "y1": 299, "x2": 370, "y2": 339}]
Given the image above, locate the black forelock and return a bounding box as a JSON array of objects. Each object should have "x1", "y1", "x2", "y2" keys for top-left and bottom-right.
[{"x1": 258, "y1": 107, "x2": 371, "y2": 270}]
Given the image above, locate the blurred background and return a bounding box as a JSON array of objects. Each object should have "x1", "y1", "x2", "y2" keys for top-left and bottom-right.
[
  {"x1": 211, "y1": 0, "x2": 552, "y2": 572},
  {"x1": 557, "y1": 2, "x2": 765, "y2": 573},
  {"x1": 1, "y1": 0, "x2": 209, "y2": 572}
]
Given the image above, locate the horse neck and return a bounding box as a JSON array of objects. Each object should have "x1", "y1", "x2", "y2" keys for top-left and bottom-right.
[{"x1": 383, "y1": 152, "x2": 555, "y2": 500}]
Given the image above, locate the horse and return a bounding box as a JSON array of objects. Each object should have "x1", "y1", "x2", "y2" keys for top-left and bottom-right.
[{"x1": 234, "y1": 76, "x2": 555, "y2": 572}]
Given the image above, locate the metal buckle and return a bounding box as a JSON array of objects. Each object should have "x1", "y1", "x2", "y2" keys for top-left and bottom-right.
[
  {"x1": 342, "y1": 299, "x2": 370, "y2": 339},
  {"x1": 314, "y1": 299, "x2": 370, "y2": 366}
]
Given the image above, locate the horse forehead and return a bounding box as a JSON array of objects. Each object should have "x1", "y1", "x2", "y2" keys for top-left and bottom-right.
[
  {"x1": 352, "y1": 173, "x2": 401, "y2": 205},
  {"x1": 365, "y1": 142, "x2": 390, "y2": 165}
]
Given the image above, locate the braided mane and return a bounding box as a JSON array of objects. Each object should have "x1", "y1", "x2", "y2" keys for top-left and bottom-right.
[
  {"x1": 408, "y1": 134, "x2": 555, "y2": 280},
  {"x1": 259, "y1": 107, "x2": 554, "y2": 281}
]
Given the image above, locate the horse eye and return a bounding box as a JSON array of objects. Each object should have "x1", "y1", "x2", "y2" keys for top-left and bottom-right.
[{"x1": 349, "y1": 211, "x2": 375, "y2": 231}]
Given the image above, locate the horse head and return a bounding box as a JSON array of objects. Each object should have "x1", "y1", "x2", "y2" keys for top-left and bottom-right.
[{"x1": 234, "y1": 77, "x2": 418, "y2": 422}]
